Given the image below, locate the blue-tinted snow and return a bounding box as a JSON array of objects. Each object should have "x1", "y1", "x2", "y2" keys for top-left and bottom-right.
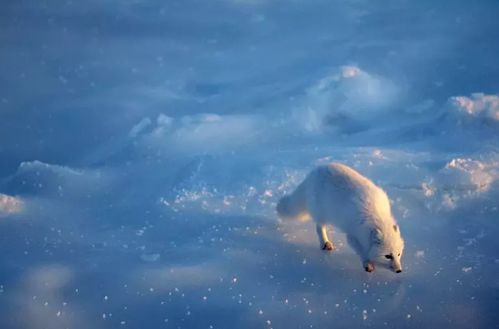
[{"x1": 1, "y1": 0, "x2": 499, "y2": 328}]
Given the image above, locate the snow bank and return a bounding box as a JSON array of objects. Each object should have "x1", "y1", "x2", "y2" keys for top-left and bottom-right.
[
  {"x1": 440, "y1": 157, "x2": 498, "y2": 193},
  {"x1": 0, "y1": 193, "x2": 23, "y2": 215},
  {"x1": 293, "y1": 66, "x2": 399, "y2": 133},
  {"x1": 131, "y1": 113, "x2": 264, "y2": 155},
  {"x1": 448, "y1": 93, "x2": 499, "y2": 124},
  {"x1": 5, "y1": 160, "x2": 112, "y2": 197},
  {"x1": 422, "y1": 155, "x2": 499, "y2": 210}
]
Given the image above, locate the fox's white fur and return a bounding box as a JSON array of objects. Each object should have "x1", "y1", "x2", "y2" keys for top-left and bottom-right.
[{"x1": 277, "y1": 163, "x2": 404, "y2": 273}]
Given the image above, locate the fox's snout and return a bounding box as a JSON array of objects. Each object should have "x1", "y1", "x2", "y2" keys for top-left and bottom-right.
[
  {"x1": 391, "y1": 259, "x2": 402, "y2": 273},
  {"x1": 392, "y1": 264, "x2": 402, "y2": 273}
]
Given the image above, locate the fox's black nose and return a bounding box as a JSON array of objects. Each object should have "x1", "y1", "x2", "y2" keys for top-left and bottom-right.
[{"x1": 396, "y1": 269, "x2": 402, "y2": 273}]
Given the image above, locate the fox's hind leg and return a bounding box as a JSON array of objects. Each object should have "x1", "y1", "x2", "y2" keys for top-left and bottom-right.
[{"x1": 316, "y1": 224, "x2": 335, "y2": 251}]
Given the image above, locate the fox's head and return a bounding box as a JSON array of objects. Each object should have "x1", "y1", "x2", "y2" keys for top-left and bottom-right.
[{"x1": 368, "y1": 224, "x2": 405, "y2": 273}]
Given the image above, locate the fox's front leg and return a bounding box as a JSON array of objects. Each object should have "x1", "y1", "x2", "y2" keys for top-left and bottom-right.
[
  {"x1": 347, "y1": 234, "x2": 375, "y2": 272},
  {"x1": 363, "y1": 260, "x2": 375, "y2": 272},
  {"x1": 316, "y1": 224, "x2": 335, "y2": 251}
]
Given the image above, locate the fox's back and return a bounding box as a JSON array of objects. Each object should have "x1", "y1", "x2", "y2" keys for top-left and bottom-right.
[{"x1": 306, "y1": 163, "x2": 392, "y2": 228}]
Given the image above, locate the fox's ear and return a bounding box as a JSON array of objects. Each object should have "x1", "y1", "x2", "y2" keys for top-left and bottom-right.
[{"x1": 371, "y1": 228, "x2": 383, "y2": 244}]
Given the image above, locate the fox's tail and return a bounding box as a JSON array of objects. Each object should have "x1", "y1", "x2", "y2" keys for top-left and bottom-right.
[{"x1": 276, "y1": 181, "x2": 310, "y2": 222}]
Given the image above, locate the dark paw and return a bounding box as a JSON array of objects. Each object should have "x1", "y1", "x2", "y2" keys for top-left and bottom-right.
[{"x1": 322, "y1": 241, "x2": 334, "y2": 251}]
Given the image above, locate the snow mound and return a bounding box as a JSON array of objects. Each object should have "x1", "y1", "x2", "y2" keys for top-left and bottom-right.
[
  {"x1": 16, "y1": 160, "x2": 83, "y2": 177},
  {"x1": 0, "y1": 193, "x2": 23, "y2": 215},
  {"x1": 294, "y1": 65, "x2": 399, "y2": 133},
  {"x1": 440, "y1": 157, "x2": 498, "y2": 193},
  {"x1": 448, "y1": 93, "x2": 499, "y2": 123},
  {"x1": 423, "y1": 155, "x2": 499, "y2": 210},
  {"x1": 5, "y1": 160, "x2": 110, "y2": 197},
  {"x1": 131, "y1": 113, "x2": 263, "y2": 155}
]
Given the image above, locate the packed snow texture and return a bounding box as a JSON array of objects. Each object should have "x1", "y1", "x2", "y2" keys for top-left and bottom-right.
[{"x1": 1, "y1": 1, "x2": 499, "y2": 328}]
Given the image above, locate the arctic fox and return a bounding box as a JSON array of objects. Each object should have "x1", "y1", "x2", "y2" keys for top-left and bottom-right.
[{"x1": 277, "y1": 163, "x2": 404, "y2": 273}]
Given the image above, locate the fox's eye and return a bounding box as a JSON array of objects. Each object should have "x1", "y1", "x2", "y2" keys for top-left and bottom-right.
[
  {"x1": 385, "y1": 255, "x2": 393, "y2": 260},
  {"x1": 398, "y1": 253, "x2": 401, "y2": 256}
]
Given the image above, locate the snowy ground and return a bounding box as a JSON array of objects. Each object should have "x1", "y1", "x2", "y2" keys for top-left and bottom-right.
[{"x1": 1, "y1": 1, "x2": 499, "y2": 328}]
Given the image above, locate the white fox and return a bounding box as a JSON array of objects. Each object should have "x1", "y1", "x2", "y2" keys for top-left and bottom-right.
[{"x1": 277, "y1": 163, "x2": 404, "y2": 273}]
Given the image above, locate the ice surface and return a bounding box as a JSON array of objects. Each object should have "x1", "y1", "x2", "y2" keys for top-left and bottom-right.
[{"x1": 1, "y1": 0, "x2": 499, "y2": 328}]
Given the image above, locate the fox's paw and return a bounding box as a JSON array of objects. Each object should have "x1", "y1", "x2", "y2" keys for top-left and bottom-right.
[
  {"x1": 364, "y1": 262, "x2": 375, "y2": 273},
  {"x1": 322, "y1": 241, "x2": 335, "y2": 251}
]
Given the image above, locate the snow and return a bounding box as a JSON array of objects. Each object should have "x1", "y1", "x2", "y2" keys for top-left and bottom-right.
[
  {"x1": 134, "y1": 113, "x2": 263, "y2": 155},
  {"x1": 1, "y1": 0, "x2": 499, "y2": 328},
  {"x1": 0, "y1": 194, "x2": 23, "y2": 215},
  {"x1": 449, "y1": 93, "x2": 499, "y2": 122}
]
